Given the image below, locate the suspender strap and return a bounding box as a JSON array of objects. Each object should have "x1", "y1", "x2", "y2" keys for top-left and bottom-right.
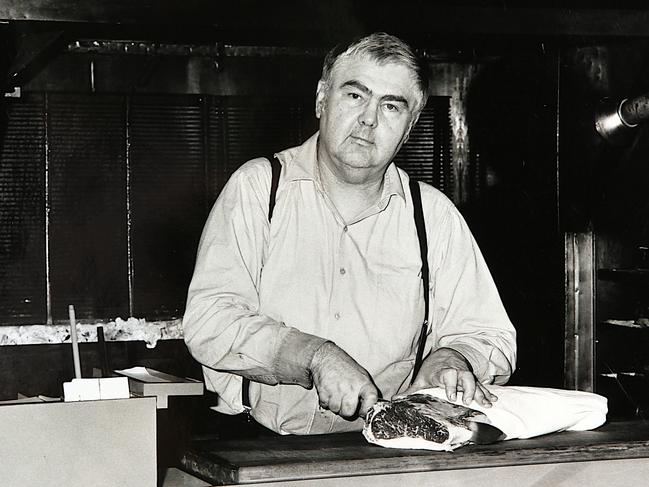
[
  {"x1": 268, "y1": 155, "x2": 281, "y2": 220},
  {"x1": 242, "y1": 377, "x2": 251, "y2": 410},
  {"x1": 408, "y1": 179, "x2": 430, "y2": 384},
  {"x1": 242, "y1": 155, "x2": 281, "y2": 410}
]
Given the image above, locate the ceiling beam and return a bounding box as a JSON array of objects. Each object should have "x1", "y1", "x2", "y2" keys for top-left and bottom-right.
[
  {"x1": 1, "y1": 2, "x2": 649, "y2": 38},
  {"x1": 0, "y1": 0, "x2": 219, "y2": 25}
]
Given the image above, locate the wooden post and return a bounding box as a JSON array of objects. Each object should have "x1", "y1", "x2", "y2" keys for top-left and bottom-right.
[{"x1": 564, "y1": 230, "x2": 596, "y2": 392}]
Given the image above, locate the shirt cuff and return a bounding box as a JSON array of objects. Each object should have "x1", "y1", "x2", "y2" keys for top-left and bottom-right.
[
  {"x1": 441, "y1": 343, "x2": 487, "y2": 382},
  {"x1": 273, "y1": 327, "x2": 329, "y2": 388}
]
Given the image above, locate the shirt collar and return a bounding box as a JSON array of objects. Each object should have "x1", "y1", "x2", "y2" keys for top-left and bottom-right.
[{"x1": 276, "y1": 131, "x2": 406, "y2": 204}]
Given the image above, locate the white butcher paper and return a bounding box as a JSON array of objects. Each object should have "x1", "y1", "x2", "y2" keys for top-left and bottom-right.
[{"x1": 416, "y1": 385, "x2": 608, "y2": 441}]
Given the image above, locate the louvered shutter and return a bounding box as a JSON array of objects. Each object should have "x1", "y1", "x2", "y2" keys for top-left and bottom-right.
[
  {"x1": 48, "y1": 94, "x2": 128, "y2": 321},
  {"x1": 394, "y1": 97, "x2": 453, "y2": 196},
  {"x1": 206, "y1": 97, "x2": 225, "y2": 203},
  {"x1": 0, "y1": 94, "x2": 47, "y2": 323},
  {"x1": 129, "y1": 95, "x2": 206, "y2": 319},
  {"x1": 207, "y1": 96, "x2": 313, "y2": 199}
]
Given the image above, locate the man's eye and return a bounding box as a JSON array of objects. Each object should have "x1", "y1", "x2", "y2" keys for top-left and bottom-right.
[
  {"x1": 348, "y1": 92, "x2": 361, "y2": 100},
  {"x1": 384, "y1": 103, "x2": 398, "y2": 112}
]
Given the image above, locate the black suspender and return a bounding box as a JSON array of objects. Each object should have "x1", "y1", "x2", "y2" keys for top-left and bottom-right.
[
  {"x1": 408, "y1": 179, "x2": 430, "y2": 384},
  {"x1": 242, "y1": 157, "x2": 429, "y2": 409},
  {"x1": 268, "y1": 155, "x2": 281, "y2": 220}
]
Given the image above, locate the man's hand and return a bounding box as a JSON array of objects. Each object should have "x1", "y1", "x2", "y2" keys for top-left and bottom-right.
[
  {"x1": 401, "y1": 348, "x2": 497, "y2": 407},
  {"x1": 310, "y1": 342, "x2": 380, "y2": 419}
]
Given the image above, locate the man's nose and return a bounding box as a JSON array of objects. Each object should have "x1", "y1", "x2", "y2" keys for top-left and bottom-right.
[{"x1": 358, "y1": 102, "x2": 378, "y2": 128}]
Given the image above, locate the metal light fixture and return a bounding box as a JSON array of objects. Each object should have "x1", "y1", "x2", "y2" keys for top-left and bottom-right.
[{"x1": 595, "y1": 95, "x2": 649, "y2": 146}]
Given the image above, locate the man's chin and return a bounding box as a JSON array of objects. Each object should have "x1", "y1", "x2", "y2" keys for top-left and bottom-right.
[
  {"x1": 335, "y1": 160, "x2": 387, "y2": 184},
  {"x1": 340, "y1": 160, "x2": 376, "y2": 173},
  {"x1": 337, "y1": 150, "x2": 376, "y2": 169}
]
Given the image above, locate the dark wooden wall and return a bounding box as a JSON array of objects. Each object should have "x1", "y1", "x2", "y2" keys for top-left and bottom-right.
[
  {"x1": 559, "y1": 39, "x2": 649, "y2": 418},
  {"x1": 462, "y1": 47, "x2": 563, "y2": 388}
]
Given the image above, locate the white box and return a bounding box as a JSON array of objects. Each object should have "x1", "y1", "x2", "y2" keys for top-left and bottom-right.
[{"x1": 63, "y1": 377, "x2": 130, "y2": 401}]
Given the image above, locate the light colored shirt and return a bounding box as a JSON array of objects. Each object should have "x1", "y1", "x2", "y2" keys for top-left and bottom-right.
[{"x1": 182, "y1": 132, "x2": 516, "y2": 435}]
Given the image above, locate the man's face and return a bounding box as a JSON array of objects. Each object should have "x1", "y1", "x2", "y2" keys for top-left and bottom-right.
[{"x1": 315, "y1": 55, "x2": 421, "y2": 185}]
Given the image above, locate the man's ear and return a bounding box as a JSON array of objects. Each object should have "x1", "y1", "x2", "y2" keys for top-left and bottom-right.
[
  {"x1": 315, "y1": 80, "x2": 327, "y2": 119},
  {"x1": 403, "y1": 112, "x2": 421, "y2": 144}
]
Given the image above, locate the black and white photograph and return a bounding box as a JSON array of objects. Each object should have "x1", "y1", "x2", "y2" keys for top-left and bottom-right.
[{"x1": 0, "y1": 1, "x2": 648, "y2": 486}]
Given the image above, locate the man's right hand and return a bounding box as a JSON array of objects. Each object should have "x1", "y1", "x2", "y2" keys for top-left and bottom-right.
[{"x1": 310, "y1": 342, "x2": 379, "y2": 419}]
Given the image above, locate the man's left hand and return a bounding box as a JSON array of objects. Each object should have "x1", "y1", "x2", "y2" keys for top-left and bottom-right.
[{"x1": 400, "y1": 347, "x2": 497, "y2": 407}]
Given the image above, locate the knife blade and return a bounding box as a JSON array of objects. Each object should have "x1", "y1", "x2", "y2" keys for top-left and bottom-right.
[{"x1": 468, "y1": 419, "x2": 506, "y2": 444}]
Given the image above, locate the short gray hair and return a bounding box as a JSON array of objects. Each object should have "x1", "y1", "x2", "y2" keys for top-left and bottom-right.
[{"x1": 320, "y1": 32, "x2": 429, "y2": 113}]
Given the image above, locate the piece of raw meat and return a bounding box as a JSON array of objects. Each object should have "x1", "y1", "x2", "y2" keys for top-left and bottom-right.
[{"x1": 362, "y1": 393, "x2": 487, "y2": 451}]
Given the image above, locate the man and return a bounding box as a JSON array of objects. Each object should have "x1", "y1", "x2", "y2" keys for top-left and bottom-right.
[{"x1": 183, "y1": 32, "x2": 516, "y2": 435}]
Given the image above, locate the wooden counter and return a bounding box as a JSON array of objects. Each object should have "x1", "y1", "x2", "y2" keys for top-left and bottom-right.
[{"x1": 180, "y1": 421, "x2": 649, "y2": 485}]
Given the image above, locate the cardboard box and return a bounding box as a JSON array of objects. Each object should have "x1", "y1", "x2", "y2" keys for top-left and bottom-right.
[{"x1": 0, "y1": 397, "x2": 157, "y2": 487}]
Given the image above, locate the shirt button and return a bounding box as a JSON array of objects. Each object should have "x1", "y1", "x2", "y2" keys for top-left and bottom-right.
[
  {"x1": 339, "y1": 267, "x2": 346, "y2": 275},
  {"x1": 334, "y1": 312, "x2": 341, "y2": 320},
  {"x1": 343, "y1": 226, "x2": 348, "y2": 232}
]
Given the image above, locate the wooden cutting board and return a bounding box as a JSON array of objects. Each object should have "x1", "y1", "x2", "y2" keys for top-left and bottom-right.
[{"x1": 180, "y1": 420, "x2": 649, "y2": 485}]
